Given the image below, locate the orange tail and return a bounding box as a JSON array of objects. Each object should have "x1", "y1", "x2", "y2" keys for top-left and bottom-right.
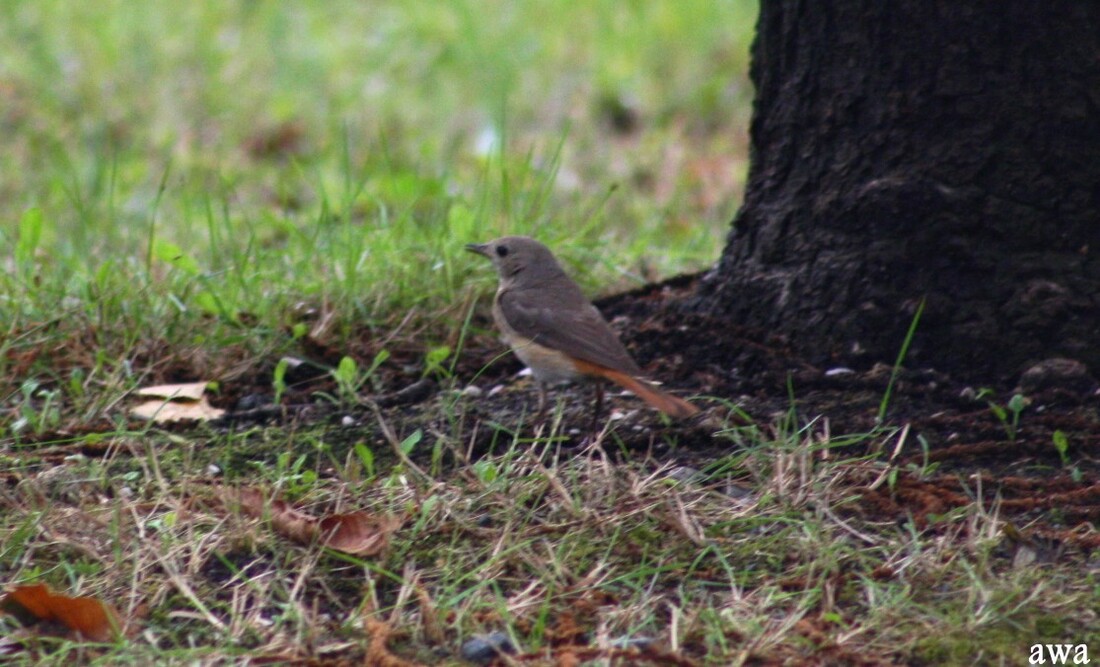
[{"x1": 579, "y1": 363, "x2": 699, "y2": 418}]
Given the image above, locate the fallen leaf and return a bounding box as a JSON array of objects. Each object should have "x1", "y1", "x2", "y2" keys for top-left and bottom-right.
[
  {"x1": 243, "y1": 119, "x2": 307, "y2": 160},
  {"x1": 318, "y1": 512, "x2": 397, "y2": 556},
  {"x1": 130, "y1": 397, "x2": 225, "y2": 422},
  {"x1": 134, "y1": 382, "x2": 209, "y2": 400},
  {"x1": 130, "y1": 381, "x2": 225, "y2": 422},
  {"x1": 364, "y1": 616, "x2": 427, "y2": 667},
  {"x1": 232, "y1": 488, "x2": 397, "y2": 556},
  {"x1": 1, "y1": 583, "x2": 121, "y2": 642}
]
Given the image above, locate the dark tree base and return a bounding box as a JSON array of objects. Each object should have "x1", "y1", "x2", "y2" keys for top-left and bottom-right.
[{"x1": 695, "y1": 2, "x2": 1100, "y2": 382}]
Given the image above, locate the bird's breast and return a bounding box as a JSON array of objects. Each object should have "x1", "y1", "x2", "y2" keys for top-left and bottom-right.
[{"x1": 491, "y1": 293, "x2": 583, "y2": 384}]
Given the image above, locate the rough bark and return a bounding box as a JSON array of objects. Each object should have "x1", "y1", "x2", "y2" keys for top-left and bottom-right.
[{"x1": 696, "y1": 1, "x2": 1100, "y2": 381}]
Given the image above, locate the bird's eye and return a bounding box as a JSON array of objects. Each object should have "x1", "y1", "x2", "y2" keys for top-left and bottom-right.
[{"x1": 495, "y1": 245, "x2": 509, "y2": 257}]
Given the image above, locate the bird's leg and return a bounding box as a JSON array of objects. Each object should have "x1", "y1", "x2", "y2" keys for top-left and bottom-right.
[
  {"x1": 534, "y1": 381, "x2": 550, "y2": 424},
  {"x1": 589, "y1": 381, "x2": 604, "y2": 434}
]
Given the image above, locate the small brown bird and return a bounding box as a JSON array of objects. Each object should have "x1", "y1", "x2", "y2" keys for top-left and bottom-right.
[{"x1": 467, "y1": 236, "x2": 698, "y2": 420}]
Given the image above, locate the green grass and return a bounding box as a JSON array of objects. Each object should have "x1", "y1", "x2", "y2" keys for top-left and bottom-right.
[
  {"x1": 3, "y1": 2, "x2": 1095, "y2": 665},
  {"x1": 3, "y1": 411, "x2": 1093, "y2": 665},
  {"x1": 0, "y1": 1, "x2": 751, "y2": 331},
  {"x1": 1, "y1": 0, "x2": 755, "y2": 417}
]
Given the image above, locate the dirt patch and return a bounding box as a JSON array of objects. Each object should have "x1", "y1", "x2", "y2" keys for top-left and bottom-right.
[{"x1": 595, "y1": 275, "x2": 1100, "y2": 557}]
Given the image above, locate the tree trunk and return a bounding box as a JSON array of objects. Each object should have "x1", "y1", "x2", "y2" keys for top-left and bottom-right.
[{"x1": 696, "y1": 2, "x2": 1100, "y2": 382}]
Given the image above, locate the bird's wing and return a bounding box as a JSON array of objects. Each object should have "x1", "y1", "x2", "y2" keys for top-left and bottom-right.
[{"x1": 498, "y1": 287, "x2": 643, "y2": 376}]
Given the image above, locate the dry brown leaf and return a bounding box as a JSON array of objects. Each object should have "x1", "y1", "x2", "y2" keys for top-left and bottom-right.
[
  {"x1": 364, "y1": 617, "x2": 427, "y2": 667},
  {"x1": 0, "y1": 583, "x2": 121, "y2": 642},
  {"x1": 415, "y1": 583, "x2": 444, "y2": 644},
  {"x1": 130, "y1": 397, "x2": 225, "y2": 422},
  {"x1": 317, "y1": 513, "x2": 397, "y2": 556},
  {"x1": 235, "y1": 486, "x2": 268, "y2": 515},
  {"x1": 130, "y1": 381, "x2": 225, "y2": 422},
  {"x1": 243, "y1": 119, "x2": 307, "y2": 160},
  {"x1": 233, "y1": 488, "x2": 397, "y2": 556},
  {"x1": 134, "y1": 382, "x2": 209, "y2": 400}
]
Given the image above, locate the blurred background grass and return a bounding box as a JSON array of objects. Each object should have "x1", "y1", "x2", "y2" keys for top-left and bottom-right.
[{"x1": 1, "y1": 0, "x2": 757, "y2": 387}]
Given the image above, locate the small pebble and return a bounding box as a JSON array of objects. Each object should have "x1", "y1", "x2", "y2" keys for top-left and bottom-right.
[
  {"x1": 460, "y1": 631, "x2": 515, "y2": 664},
  {"x1": 279, "y1": 355, "x2": 306, "y2": 369},
  {"x1": 724, "y1": 482, "x2": 754, "y2": 499},
  {"x1": 667, "y1": 466, "x2": 703, "y2": 484},
  {"x1": 461, "y1": 385, "x2": 484, "y2": 398},
  {"x1": 1018, "y1": 357, "x2": 1094, "y2": 393},
  {"x1": 235, "y1": 393, "x2": 269, "y2": 411},
  {"x1": 608, "y1": 635, "x2": 655, "y2": 650},
  {"x1": 341, "y1": 415, "x2": 355, "y2": 426},
  {"x1": 207, "y1": 464, "x2": 222, "y2": 476}
]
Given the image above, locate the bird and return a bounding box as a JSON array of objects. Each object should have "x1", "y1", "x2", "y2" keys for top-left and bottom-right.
[{"x1": 466, "y1": 236, "x2": 699, "y2": 422}]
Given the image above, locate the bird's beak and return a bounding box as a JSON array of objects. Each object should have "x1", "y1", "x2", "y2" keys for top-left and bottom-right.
[{"x1": 465, "y1": 242, "x2": 491, "y2": 257}]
